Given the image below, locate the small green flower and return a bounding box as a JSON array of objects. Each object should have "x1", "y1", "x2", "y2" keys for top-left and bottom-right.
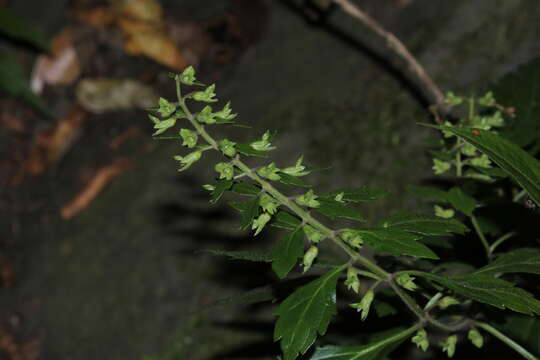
[
  {"x1": 438, "y1": 296, "x2": 460, "y2": 309},
  {"x1": 469, "y1": 154, "x2": 492, "y2": 168},
  {"x1": 412, "y1": 329, "x2": 429, "y2": 352},
  {"x1": 445, "y1": 92, "x2": 463, "y2": 107},
  {"x1": 193, "y1": 84, "x2": 217, "y2": 103},
  {"x1": 478, "y1": 91, "x2": 495, "y2": 107},
  {"x1": 334, "y1": 192, "x2": 345, "y2": 203},
  {"x1": 173, "y1": 150, "x2": 201, "y2": 172},
  {"x1": 303, "y1": 245, "x2": 318, "y2": 273},
  {"x1": 295, "y1": 190, "x2": 320, "y2": 208},
  {"x1": 214, "y1": 102, "x2": 237, "y2": 122},
  {"x1": 179, "y1": 128, "x2": 198, "y2": 148},
  {"x1": 202, "y1": 184, "x2": 215, "y2": 191},
  {"x1": 442, "y1": 121, "x2": 455, "y2": 138},
  {"x1": 303, "y1": 224, "x2": 325, "y2": 243},
  {"x1": 158, "y1": 97, "x2": 176, "y2": 118},
  {"x1": 468, "y1": 329, "x2": 484, "y2": 348},
  {"x1": 196, "y1": 105, "x2": 216, "y2": 124},
  {"x1": 281, "y1": 156, "x2": 310, "y2": 177},
  {"x1": 350, "y1": 290, "x2": 374, "y2": 321},
  {"x1": 259, "y1": 193, "x2": 279, "y2": 215},
  {"x1": 344, "y1": 266, "x2": 361, "y2": 294},
  {"x1": 257, "y1": 163, "x2": 281, "y2": 181},
  {"x1": 148, "y1": 114, "x2": 160, "y2": 125},
  {"x1": 252, "y1": 213, "x2": 271, "y2": 236},
  {"x1": 219, "y1": 139, "x2": 237, "y2": 157},
  {"x1": 435, "y1": 205, "x2": 454, "y2": 219},
  {"x1": 433, "y1": 159, "x2": 451, "y2": 175},
  {"x1": 441, "y1": 335, "x2": 457, "y2": 358},
  {"x1": 215, "y1": 162, "x2": 234, "y2": 180},
  {"x1": 152, "y1": 117, "x2": 176, "y2": 135},
  {"x1": 460, "y1": 143, "x2": 477, "y2": 156},
  {"x1": 250, "y1": 130, "x2": 276, "y2": 152},
  {"x1": 179, "y1": 66, "x2": 196, "y2": 85},
  {"x1": 396, "y1": 274, "x2": 417, "y2": 291},
  {"x1": 340, "y1": 230, "x2": 363, "y2": 249}
]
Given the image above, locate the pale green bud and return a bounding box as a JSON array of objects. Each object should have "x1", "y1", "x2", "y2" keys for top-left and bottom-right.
[
  {"x1": 218, "y1": 139, "x2": 237, "y2": 157},
  {"x1": 340, "y1": 230, "x2": 363, "y2": 249},
  {"x1": 412, "y1": 329, "x2": 429, "y2": 352},
  {"x1": 179, "y1": 128, "x2": 198, "y2": 148},
  {"x1": 173, "y1": 150, "x2": 201, "y2": 172},
  {"x1": 252, "y1": 213, "x2": 271, "y2": 236},
  {"x1": 350, "y1": 290, "x2": 374, "y2": 321},
  {"x1": 303, "y1": 224, "x2": 325, "y2": 243},
  {"x1": 334, "y1": 192, "x2": 345, "y2": 203},
  {"x1": 196, "y1": 105, "x2": 216, "y2": 124},
  {"x1": 468, "y1": 329, "x2": 483, "y2": 348},
  {"x1": 302, "y1": 245, "x2": 318, "y2": 273},
  {"x1": 434, "y1": 205, "x2": 454, "y2": 219},
  {"x1": 257, "y1": 163, "x2": 281, "y2": 181},
  {"x1": 250, "y1": 130, "x2": 276, "y2": 152},
  {"x1": 441, "y1": 335, "x2": 457, "y2": 358},
  {"x1": 215, "y1": 162, "x2": 234, "y2": 180},
  {"x1": 442, "y1": 121, "x2": 455, "y2": 138},
  {"x1": 148, "y1": 114, "x2": 160, "y2": 125},
  {"x1": 158, "y1": 97, "x2": 176, "y2": 117},
  {"x1": 460, "y1": 143, "x2": 477, "y2": 156},
  {"x1": 153, "y1": 117, "x2": 176, "y2": 135},
  {"x1": 215, "y1": 102, "x2": 237, "y2": 122},
  {"x1": 295, "y1": 190, "x2": 320, "y2": 208},
  {"x1": 193, "y1": 84, "x2": 217, "y2": 103},
  {"x1": 179, "y1": 66, "x2": 196, "y2": 85},
  {"x1": 438, "y1": 296, "x2": 460, "y2": 310},
  {"x1": 469, "y1": 154, "x2": 492, "y2": 168},
  {"x1": 477, "y1": 91, "x2": 495, "y2": 107},
  {"x1": 282, "y1": 156, "x2": 310, "y2": 177},
  {"x1": 259, "y1": 193, "x2": 279, "y2": 215},
  {"x1": 202, "y1": 184, "x2": 215, "y2": 191},
  {"x1": 433, "y1": 159, "x2": 451, "y2": 175},
  {"x1": 344, "y1": 266, "x2": 361, "y2": 293},
  {"x1": 396, "y1": 274, "x2": 417, "y2": 291},
  {"x1": 445, "y1": 92, "x2": 463, "y2": 107}
]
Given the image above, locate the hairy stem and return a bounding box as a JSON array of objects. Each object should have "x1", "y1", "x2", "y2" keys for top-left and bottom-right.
[{"x1": 475, "y1": 321, "x2": 539, "y2": 360}]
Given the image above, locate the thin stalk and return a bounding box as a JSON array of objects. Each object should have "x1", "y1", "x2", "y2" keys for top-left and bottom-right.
[
  {"x1": 455, "y1": 138, "x2": 463, "y2": 177},
  {"x1": 489, "y1": 232, "x2": 516, "y2": 255},
  {"x1": 475, "y1": 321, "x2": 539, "y2": 360},
  {"x1": 424, "y1": 292, "x2": 443, "y2": 312},
  {"x1": 470, "y1": 214, "x2": 491, "y2": 261},
  {"x1": 364, "y1": 323, "x2": 421, "y2": 353}
]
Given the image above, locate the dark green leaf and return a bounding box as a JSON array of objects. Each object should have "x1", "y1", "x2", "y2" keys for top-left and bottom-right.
[
  {"x1": 315, "y1": 198, "x2": 365, "y2": 222},
  {"x1": 0, "y1": 52, "x2": 52, "y2": 117},
  {"x1": 321, "y1": 187, "x2": 389, "y2": 203},
  {"x1": 437, "y1": 126, "x2": 540, "y2": 207},
  {"x1": 275, "y1": 265, "x2": 346, "y2": 360},
  {"x1": 202, "y1": 249, "x2": 272, "y2": 262},
  {"x1": 231, "y1": 181, "x2": 261, "y2": 196},
  {"x1": 236, "y1": 143, "x2": 268, "y2": 158},
  {"x1": 271, "y1": 227, "x2": 305, "y2": 279},
  {"x1": 351, "y1": 229, "x2": 438, "y2": 259},
  {"x1": 374, "y1": 301, "x2": 398, "y2": 318},
  {"x1": 228, "y1": 200, "x2": 249, "y2": 212},
  {"x1": 446, "y1": 187, "x2": 476, "y2": 216},
  {"x1": 271, "y1": 211, "x2": 302, "y2": 230},
  {"x1": 410, "y1": 271, "x2": 540, "y2": 315},
  {"x1": 500, "y1": 315, "x2": 540, "y2": 356},
  {"x1": 210, "y1": 179, "x2": 233, "y2": 204},
  {"x1": 474, "y1": 248, "x2": 540, "y2": 276},
  {"x1": 407, "y1": 185, "x2": 448, "y2": 203},
  {"x1": 379, "y1": 212, "x2": 468, "y2": 236},
  {"x1": 310, "y1": 326, "x2": 417, "y2": 360},
  {"x1": 0, "y1": 8, "x2": 49, "y2": 50},
  {"x1": 278, "y1": 172, "x2": 311, "y2": 187},
  {"x1": 240, "y1": 199, "x2": 260, "y2": 230}
]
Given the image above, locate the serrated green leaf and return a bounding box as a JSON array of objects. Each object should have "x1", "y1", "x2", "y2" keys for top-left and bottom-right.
[
  {"x1": 409, "y1": 271, "x2": 540, "y2": 315},
  {"x1": 202, "y1": 249, "x2": 272, "y2": 262},
  {"x1": 379, "y1": 212, "x2": 468, "y2": 236},
  {"x1": 321, "y1": 187, "x2": 389, "y2": 203},
  {"x1": 235, "y1": 143, "x2": 269, "y2": 158},
  {"x1": 315, "y1": 198, "x2": 365, "y2": 222},
  {"x1": 240, "y1": 198, "x2": 260, "y2": 230},
  {"x1": 349, "y1": 229, "x2": 438, "y2": 259},
  {"x1": 210, "y1": 179, "x2": 233, "y2": 204},
  {"x1": 271, "y1": 211, "x2": 302, "y2": 230},
  {"x1": 407, "y1": 185, "x2": 449, "y2": 203},
  {"x1": 436, "y1": 126, "x2": 540, "y2": 207},
  {"x1": 310, "y1": 326, "x2": 417, "y2": 360},
  {"x1": 473, "y1": 248, "x2": 540, "y2": 276},
  {"x1": 446, "y1": 187, "x2": 476, "y2": 216},
  {"x1": 278, "y1": 172, "x2": 311, "y2": 187},
  {"x1": 271, "y1": 227, "x2": 305, "y2": 279},
  {"x1": 275, "y1": 265, "x2": 346, "y2": 360},
  {"x1": 0, "y1": 8, "x2": 49, "y2": 50},
  {"x1": 231, "y1": 181, "x2": 261, "y2": 196}
]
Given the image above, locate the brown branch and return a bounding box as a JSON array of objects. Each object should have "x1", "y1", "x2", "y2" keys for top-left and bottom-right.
[{"x1": 332, "y1": 0, "x2": 447, "y2": 117}]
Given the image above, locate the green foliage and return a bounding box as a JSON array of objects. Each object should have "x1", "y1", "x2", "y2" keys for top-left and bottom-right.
[{"x1": 0, "y1": 8, "x2": 48, "y2": 50}]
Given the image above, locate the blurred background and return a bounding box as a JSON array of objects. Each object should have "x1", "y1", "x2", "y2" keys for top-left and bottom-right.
[{"x1": 0, "y1": 0, "x2": 539, "y2": 359}]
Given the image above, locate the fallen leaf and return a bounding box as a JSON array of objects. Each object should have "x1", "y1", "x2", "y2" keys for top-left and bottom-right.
[
  {"x1": 61, "y1": 158, "x2": 132, "y2": 220},
  {"x1": 30, "y1": 27, "x2": 80, "y2": 93},
  {"x1": 75, "y1": 6, "x2": 115, "y2": 28},
  {"x1": 76, "y1": 78, "x2": 158, "y2": 113}
]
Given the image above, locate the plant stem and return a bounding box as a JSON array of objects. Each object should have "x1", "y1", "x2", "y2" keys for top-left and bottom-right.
[
  {"x1": 475, "y1": 321, "x2": 539, "y2": 360},
  {"x1": 364, "y1": 323, "x2": 421, "y2": 353},
  {"x1": 489, "y1": 232, "x2": 516, "y2": 255},
  {"x1": 424, "y1": 292, "x2": 443, "y2": 311},
  {"x1": 470, "y1": 214, "x2": 491, "y2": 261},
  {"x1": 455, "y1": 138, "x2": 463, "y2": 177}
]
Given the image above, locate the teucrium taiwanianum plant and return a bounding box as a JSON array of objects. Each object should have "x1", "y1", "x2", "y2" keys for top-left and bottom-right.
[{"x1": 146, "y1": 66, "x2": 540, "y2": 360}]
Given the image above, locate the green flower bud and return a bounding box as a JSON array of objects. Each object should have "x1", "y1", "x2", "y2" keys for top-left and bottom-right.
[
  {"x1": 344, "y1": 266, "x2": 361, "y2": 294},
  {"x1": 396, "y1": 274, "x2": 417, "y2": 291},
  {"x1": 257, "y1": 163, "x2": 281, "y2": 181},
  {"x1": 219, "y1": 139, "x2": 237, "y2": 157},
  {"x1": 179, "y1": 66, "x2": 196, "y2": 85},
  {"x1": 303, "y1": 224, "x2": 325, "y2": 243},
  {"x1": 252, "y1": 213, "x2": 271, "y2": 236},
  {"x1": 196, "y1": 105, "x2": 216, "y2": 124},
  {"x1": 445, "y1": 92, "x2": 463, "y2": 107},
  {"x1": 259, "y1": 193, "x2": 279, "y2": 215},
  {"x1": 441, "y1": 335, "x2": 457, "y2": 358},
  {"x1": 412, "y1": 329, "x2": 429, "y2": 352},
  {"x1": 193, "y1": 84, "x2": 217, "y2": 102},
  {"x1": 215, "y1": 162, "x2": 234, "y2": 180},
  {"x1": 340, "y1": 229, "x2": 363, "y2": 249},
  {"x1": 158, "y1": 97, "x2": 176, "y2": 117},
  {"x1": 215, "y1": 102, "x2": 237, "y2": 122},
  {"x1": 433, "y1": 159, "x2": 451, "y2": 175},
  {"x1": 148, "y1": 114, "x2": 160, "y2": 125},
  {"x1": 460, "y1": 143, "x2": 477, "y2": 156},
  {"x1": 295, "y1": 190, "x2": 320, "y2": 208},
  {"x1": 282, "y1": 156, "x2": 310, "y2": 177},
  {"x1": 173, "y1": 150, "x2": 201, "y2": 172},
  {"x1": 468, "y1": 329, "x2": 483, "y2": 349},
  {"x1": 250, "y1": 130, "x2": 276, "y2": 152},
  {"x1": 442, "y1": 121, "x2": 455, "y2": 138},
  {"x1": 350, "y1": 290, "x2": 374, "y2": 321},
  {"x1": 438, "y1": 296, "x2": 460, "y2": 310},
  {"x1": 153, "y1": 117, "x2": 176, "y2": 135},
  {"x1": 202, "y1": 184, "x2": 215, "y2": 191},
  {"x1": 469, "y1": 154, "x2": 492, "y2": 168},
  {"x1": 478, "y1": 91, "x2": 495, "y2": 107},
  {"x1": 434, "y1": 205, "x2": 454, "y2": 219},
  {"x1": 334, "y1": 192, "x2": 345, "y2": 203},
  {"x1": 179, "y1": 128, "x2": 198, "y2": 148},
  {"x1": 303, "y1": 245, "x2": 318, "y2": 273}
]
